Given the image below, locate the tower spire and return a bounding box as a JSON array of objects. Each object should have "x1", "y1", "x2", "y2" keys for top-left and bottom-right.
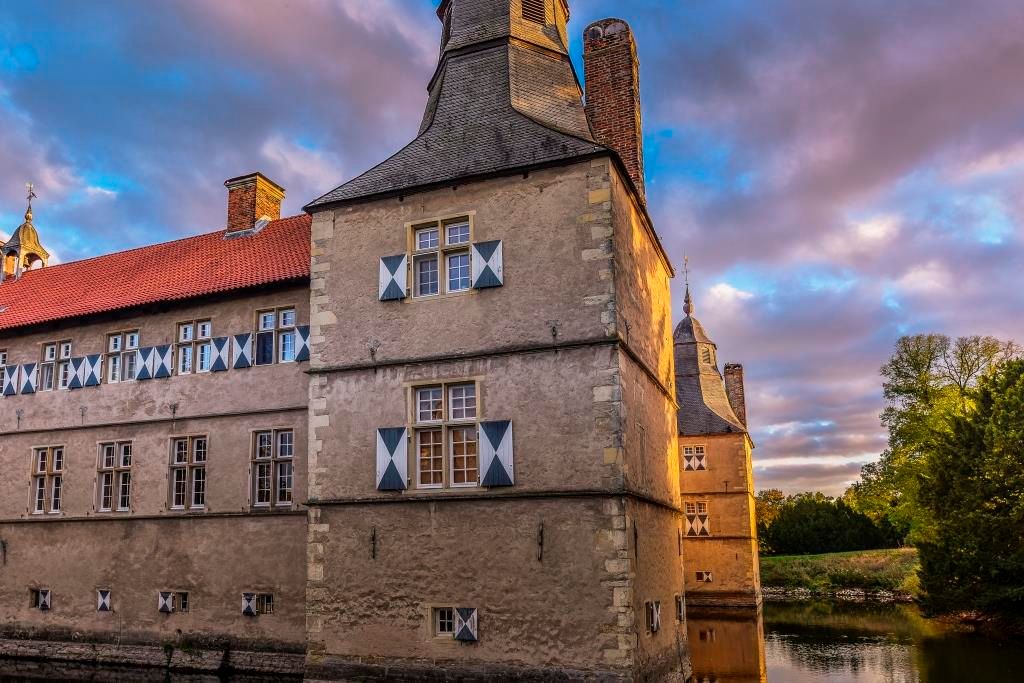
[{"x1": 683, "y1": 253, "x2": 693, "y2": 317}]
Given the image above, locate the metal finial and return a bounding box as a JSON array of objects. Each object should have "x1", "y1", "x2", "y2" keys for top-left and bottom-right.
[
  {"x1": 683, "y1": 254, "x2": 693, "y2": 317},
  {"x1": 24, "y1": 182, "x2": 36, "y2": 222}
]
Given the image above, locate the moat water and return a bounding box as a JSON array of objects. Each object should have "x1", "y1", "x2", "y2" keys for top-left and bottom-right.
[
  {"x1": 1, "y1": 601, "x2": 1022, "y2": 681},
  {"x1": 689, "y1": 599, "x2": 1024, "y2": 682}
]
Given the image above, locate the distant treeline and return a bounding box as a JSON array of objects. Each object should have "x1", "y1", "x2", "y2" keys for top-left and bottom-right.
[{"x1": 756, "y1": 490, "x2": 901, "y2": 556}]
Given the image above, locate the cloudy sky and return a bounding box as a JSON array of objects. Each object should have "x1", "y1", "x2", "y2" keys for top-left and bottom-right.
[{"x1": 2, "y1": 1, "x2": 1022, "y2": 494}]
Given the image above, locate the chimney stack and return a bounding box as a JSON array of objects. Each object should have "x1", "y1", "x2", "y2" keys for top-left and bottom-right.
[
  {"x1": 583, "y1": 18, "x2": 645, "y2": 199},
  {"x1": 724, "y1": 363, "x2": 747, "y2": 427},
  {"x1": 224, "y1": 172, "x2": 285, "y2": 236}
]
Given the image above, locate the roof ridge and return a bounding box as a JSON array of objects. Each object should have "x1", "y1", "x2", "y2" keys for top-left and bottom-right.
[{"x1": 4, "y1": 214, "x2": 309, "y2": 278}]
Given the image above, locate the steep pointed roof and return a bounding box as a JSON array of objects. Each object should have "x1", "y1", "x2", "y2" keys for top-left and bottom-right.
[
  {"x1": 674, "y1": 287, "x2": 746, "y2": 436},
  {"x1": 2, "y1": 205, "x2": 49, "y2": 261},
  {"x1": 305, "y1": 0, "x2": 605, "y2": 210}
]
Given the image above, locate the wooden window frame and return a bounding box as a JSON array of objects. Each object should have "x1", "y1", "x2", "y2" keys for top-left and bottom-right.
[
  {"x1": 106, "y1": 329, "x2": 140, "y2": 384},
  {"x1": 30, "y1": 445, "x2": 64, "y2": 515},
  {"x1": 250, "y1": 428, "x2": 294, "y2": 508},
  {"x1": 176, "y1": 319, "x2": 212, "y2": 375},
  {"x1": 253, "y1": 306, "x2": 297, "y2": 366},
  {"x1": 409, "y1": 379, "x2": 481, "y2": 490},
  {"x1": 406, "y1": 213, "x2": 475, "y2": 301},
  {"x1": 255, "y1": 593, "x2": 274, "y2": 615},
  {"x1": 0, "y1": 348, "x2": 7, "y2": 367},
  {"x1": 97, "y1": 441, "x2": 133, "y2": 512},
  {"x1": 169, "y1": 435, "x2": 208, "y2": 511}
]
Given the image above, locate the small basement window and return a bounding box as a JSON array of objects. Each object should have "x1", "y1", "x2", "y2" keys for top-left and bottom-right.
[
  {"x1": 434, "y1": 607, "x2": 454, "y2": 636},
  {"x1": 256, "y1": 593, "x2": 274, "y2": 615},
  {"x1": 696, "y1": 571, "x2": 713, "y2": 583}
]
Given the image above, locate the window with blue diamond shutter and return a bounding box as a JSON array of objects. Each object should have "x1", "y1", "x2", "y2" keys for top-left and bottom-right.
[
  {"x1": 376, "y1": 427, "x2": 408, "y2": 490},
  {"x1": 3, "y1": 365, "x2": 19, "y2": 396},
  {"x1": 233, "y1": 333, "x2": 253, "y2": 369},
  {"x1": 210, "y1": 337, "x2": 229, "y2": 372},
  {"x1": 471, "y1": 240, "x2": 503, "y2": 288},
  {"x1": 454, "y1": 607, "x2": 478, "y2": 641},
  {"x1": 20, "y1": 363, "x2": 37, "y2": 394},
  {"x1": 479, "y1": 420, "x2": 514, "y2": 487},
  {"x1": 154, "y1": 345, "x2": 173, "y2": 379},
  {"x1": 135, "y1": 347, "x2": 154, "y2": 381},
  {"x1": 379, "y1": 254, "x2": 408, "y2": 301},
  {"x1": 242, "y1": 592, "x2": 257, "y2": 616},
  {"x1": 295, "y1": 326, "x2": 310, "y2": 362}
]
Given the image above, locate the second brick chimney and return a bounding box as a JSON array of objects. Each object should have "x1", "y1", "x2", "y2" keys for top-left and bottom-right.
[
  {"x1": 224, "y1": 172, "x2": 285, "y2": 236},
  {"x1": 724, "y1": 363, "x2": 747, "y2": 427},
  {"x1": 583, "y1": 18, "x2": 645, "y2": 199}
]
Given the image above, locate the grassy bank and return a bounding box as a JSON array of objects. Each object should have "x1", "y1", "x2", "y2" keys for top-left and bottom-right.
[{"x1": 760, "y1": 548, "x2": 920, "y2": 597}]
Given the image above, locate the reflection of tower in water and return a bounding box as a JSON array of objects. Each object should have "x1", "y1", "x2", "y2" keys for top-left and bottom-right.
[{"x1": 686, "y1": 608, "x2": 767, "y2": 683}]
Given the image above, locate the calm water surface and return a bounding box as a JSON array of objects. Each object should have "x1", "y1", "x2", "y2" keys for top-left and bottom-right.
[
  {"x1": 2, "y1": 602, "x2": 1021, "y2": 681},
  {"x1": 688, "y1": 600, "x2": 1024, "y2": 683}
]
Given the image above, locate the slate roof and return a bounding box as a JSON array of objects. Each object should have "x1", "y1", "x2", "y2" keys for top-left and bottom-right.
[
  {"x1": 674, "y1": 314, "x2": 747, "y2": 436},
  {"x1": 306, "y1": 12, "x2": 605, "y2": 210},
  {"x1": 0, "y1": 215, "x2": 311, "y2": 333}
]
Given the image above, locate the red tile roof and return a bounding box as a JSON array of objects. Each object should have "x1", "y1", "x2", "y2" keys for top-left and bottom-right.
[{"x1": 0, "y1": 215, "x2": 311, "y2": 332}]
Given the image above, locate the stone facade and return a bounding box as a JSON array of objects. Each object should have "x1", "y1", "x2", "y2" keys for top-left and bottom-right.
[{"x1": 0, "y1": 0, "x2": 763, "y2": 678}]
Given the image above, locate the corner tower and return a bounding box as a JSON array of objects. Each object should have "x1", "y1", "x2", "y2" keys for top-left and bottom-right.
[
  {"x1": 675, "y1": 285, "x2": 762, "y2": 609},
  {"x1": 303, "y1": 0, "x2": 685, "y2": 679}
]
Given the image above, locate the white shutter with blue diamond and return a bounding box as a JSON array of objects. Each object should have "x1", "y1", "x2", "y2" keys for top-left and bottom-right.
[
  {"x1": 471, "y1": 240, "x2": 503, "y2": 289},
  {"x1": 38, "y1": 589, "x2": 51, "y2": 610},
  {"x1": 242, "y1": 592, "x2": 257, "y2": 616},
  {"x1": 210, "y1": 337, "x2": 230, "y2": 372},
  {"x1": 685, "y1": 514, "x2": 710, "y2": 537},
  {"x1": 154, "y1": 345, "x2": 173, "y2": 379},
  {"x1": 97, "y1": 589, "x2": 111, "y2": 612},
  {"x1": 20, "y1": 363, "x2": 37, "y2": 394},
  {"x1": 67, "y1": 357, "x2": 85, "y2": 390},
  {"x1": 135, "y1": 347, "x2": 155, "y2": 381},
  {"x1": 2, "y1": 365, "x2": 18, "y2": 396},
  {"x1": 295, "y1": 326, "x2": 310, "y2": 362},
  {"x1": 233, "y1": 333, "x2": 253, "y2": 369},
  {"x1": 479, "y1": 420, "x2": 514, "y2": 487},
  {"x1": 158, "y1": 591, "x2": 174, "y2": 613},
  {"x1": 376, "y1": 427, "x2": 408, "y2": 490},
  {"x1": 84, "y1": 355, "x2": 102, "y2": 387},
  {"x1": 378, "y1": 254, "x2": 407, "y2": 301},
  {"x1": 454, "y1": 607, "x2": 478, "y2": 642}
]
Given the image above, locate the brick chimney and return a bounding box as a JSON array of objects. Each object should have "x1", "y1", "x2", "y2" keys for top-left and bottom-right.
[
  {"x1": 724, "y1": 363, "x2": 747, "y2": 427},
  {"x1": 583, "y1": 18, "x2": 645, "y2": 199},
  {"x1": 224, "y1": 172, "x2": 285, "y2": 235}
]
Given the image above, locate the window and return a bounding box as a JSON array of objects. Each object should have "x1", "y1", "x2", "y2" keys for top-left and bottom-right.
[
  {"x1": 684, "y1": 501, "x2": 709, "y2": 515},
  {"x1": 696, "y1": 571, "x2": 714, "y2": 583},
  {"x1": 434, "y1": 607, "x2": 454, "y2": 636},
  {"x1": 170, "y1": 436, "x2": 207, "y2": 510},
  {"x1": 98, "y1": 441, "x2": 133, "y2": 512},
  {"x1": 0, "y1": 349, "x2": 7, "y2": 367},
  {"x1": 256, "y1": 593, "x2": 274, "y2": 615},
  {"x1": 161, "y1": 591, "x2": 190, "y2": 613},
  {"x1": 255, "y1": 307, "x2": 297, "y2": 365},
  {"x1": 251, "y1": 429, "x2": 294, "y2": 507},
  {"x1": 683, "y1": 444, "x2": 707, "y2": 471},
  {"x1": 522, "y1": 0, "x2": 546, "y2": 24},
  {"x1": 31, "y1": 446, "x2": 64, "y2": 514},
  {"x1": 106, "y1": 330, "x2": 140, "y2": 383},
  {"x1": 177, "y1": 320, "x2": 211, "y2": 374},
  {"x1": 413, "y1": 382, "x2": 479, "y2": 489},
  {"x1": 645, "y1": 600, "x2": 661, "y2": 633},
  {"x1": 675, "y1": 595, "x2": 684, "y2": 622},
  {"x1": 38, "y1": 341, "x2": 66, "y2": 392},
  {"x1": 30, "y1": 588, "x2": 51, "y2": 610},
  {"x1": 411, "y1": 217, "x2": 472, "y2": 298}
]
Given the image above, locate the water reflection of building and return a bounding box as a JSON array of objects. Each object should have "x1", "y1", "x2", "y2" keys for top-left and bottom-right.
[
  {"x1": 686, "y1": 608, "x2": 767, "y2": 683},
  {"x1": 675, "y1": 287, "x2": 762, "y2": 609}
]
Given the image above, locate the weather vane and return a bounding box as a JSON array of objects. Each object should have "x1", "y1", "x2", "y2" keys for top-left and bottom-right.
[
  {"x1": 683, "y1": 253, "x2": 690, "y2": 286},
  {"x1": 26, "y1": 181, "x2": 36, "y2": 206}
]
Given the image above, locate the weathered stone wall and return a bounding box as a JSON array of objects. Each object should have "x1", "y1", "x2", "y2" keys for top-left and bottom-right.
[
  {"x1": 307, "y1": 497, "x2": 629, "y2": 679},
  {"x1": 0, "y1": 515, "x2": 307, "y2": 646},
  {"x1": 0, "y1": 286, "x2": 311, "y2": 655},
  {"x1": 679, "y1": 433, "x2": 761, "y2": 606}
]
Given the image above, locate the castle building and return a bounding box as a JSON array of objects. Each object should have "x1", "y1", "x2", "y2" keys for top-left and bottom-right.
[
  {"x1": 0, "y1": 0, "x2": 758, "y2": 679},
  {"x1": 675, "y1": 287, "x2": 762, "y2": 609}
]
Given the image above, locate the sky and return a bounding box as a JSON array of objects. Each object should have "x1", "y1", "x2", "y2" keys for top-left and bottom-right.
[{"x1": 1, "y1": 0, "x2": 1022, "y2": 495}]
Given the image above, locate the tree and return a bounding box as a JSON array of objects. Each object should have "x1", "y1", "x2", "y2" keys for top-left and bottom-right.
[
  {"x1": 917, "y1": 359, "x2": 1024, "y2": 615},
  {"x1": 846, "y1": 334, "x2": 1019, "y2": 544},
  {"x1": 758, "y1": 492, "x2": 899, "y2": 556},
  {"x1": 755, "y1": 489, "x2": 788, "y2": 553}
]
